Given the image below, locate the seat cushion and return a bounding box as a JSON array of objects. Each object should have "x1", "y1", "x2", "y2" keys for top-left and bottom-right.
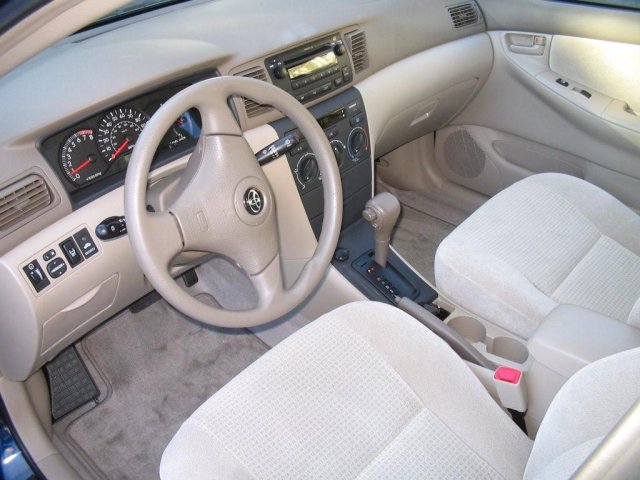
[
  {"x1": 160, "y1": 301, "x2": 532, "y2": 479},
  {"x1": 435, "y1": 173, "x2": 640, "y2": 339},
  {"x1": 524, "y1": 346, "x2": 640, "y2": 479}
]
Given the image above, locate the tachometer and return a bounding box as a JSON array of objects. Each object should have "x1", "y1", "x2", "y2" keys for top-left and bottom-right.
[
  {"x1": 59, "y1": 129, "x2": 107, "y2": 186},
  {"x1": 96, "y1": 107, "x2": 147, "y2": 166}
]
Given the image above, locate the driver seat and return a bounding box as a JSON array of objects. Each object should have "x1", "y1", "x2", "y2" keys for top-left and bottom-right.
[{"x1": 160, "y1": 302, "x2": 639, "y2": 479}]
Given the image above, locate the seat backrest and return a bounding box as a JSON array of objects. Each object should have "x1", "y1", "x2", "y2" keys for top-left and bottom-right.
[{"x1": 524, "y1": 347, "x2": 640, "y2": 479}]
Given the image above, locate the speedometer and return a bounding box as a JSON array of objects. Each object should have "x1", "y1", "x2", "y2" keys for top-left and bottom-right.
[{"x1": 96, "y1": 107, "x2": 147, "y2": 166}]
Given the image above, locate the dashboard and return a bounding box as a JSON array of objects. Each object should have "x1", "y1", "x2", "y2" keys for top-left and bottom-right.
[
  {"x1": 0, "y1": 0, "x2": 487, "y2": 381},
  {"x1": 39, "y1": 77, "x2": 208, "y2": 206}
]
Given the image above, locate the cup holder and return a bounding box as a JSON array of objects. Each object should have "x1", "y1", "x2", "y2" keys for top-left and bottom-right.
[
  {"x1": 448, "y1": 316, "x2": 529, "y2": 364},
  {"x1": 488, "y1": 336, "x2": 529, "y2": 364},
  {"x1": 447, "y1": 316, "x2": 486, "y2": 343}
]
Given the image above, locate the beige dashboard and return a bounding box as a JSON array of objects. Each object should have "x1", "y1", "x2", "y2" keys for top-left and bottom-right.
[{"x1": 0, "y1": 0, "x2": 490, "y2": 381}]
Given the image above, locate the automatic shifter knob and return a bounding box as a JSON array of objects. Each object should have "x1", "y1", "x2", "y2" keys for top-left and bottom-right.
[{"x1": 362, "y1": 192, "x2": 401, "y2": 268}]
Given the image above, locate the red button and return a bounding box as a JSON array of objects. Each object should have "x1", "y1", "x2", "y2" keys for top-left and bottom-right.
[{"x1": 494, "y1": 366, "x2": 522, "y2": 384}]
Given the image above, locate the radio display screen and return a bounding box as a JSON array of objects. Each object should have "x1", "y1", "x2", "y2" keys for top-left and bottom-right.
[{"x1": 288, "y1": 51, "x2": 338, "y2": 79}]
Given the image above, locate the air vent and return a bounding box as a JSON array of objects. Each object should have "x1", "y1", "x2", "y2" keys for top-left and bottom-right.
[
  {"x1": 235, "y1": 66, "x2": 272, "y2": 118},
  {"x1": 345, "y1": 30, "x2": 369, "y2": 74},
  {"x1": 0, "y1": 174, "x2": 52, "y2": 230},
  {"x1": 448, "y1": 3, "x2": 480, "y2": 29}
]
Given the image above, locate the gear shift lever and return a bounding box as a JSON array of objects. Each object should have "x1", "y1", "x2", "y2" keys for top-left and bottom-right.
[{"x1": 362, "y1": 192, "x2": 401, "y2": 268}]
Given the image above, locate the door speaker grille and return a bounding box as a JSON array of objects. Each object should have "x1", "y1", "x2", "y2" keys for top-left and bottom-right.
[{"x1": 443, "y1": 130, "x2": 486, "y2": 178}]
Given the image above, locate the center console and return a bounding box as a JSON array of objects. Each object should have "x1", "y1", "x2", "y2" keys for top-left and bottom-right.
[
  {"x1": 271, "y1": 88, "x2": 371, "y2": 237},
  {"x1": 270, "y1": 88, "x2": 438, "y2": 308}
]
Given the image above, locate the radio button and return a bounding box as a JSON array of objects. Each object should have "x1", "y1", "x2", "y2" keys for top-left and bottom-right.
[
  {"x1": 292, "y1": 80, "x2": 302, "y2": 90},
  {"x1": 334, "y1": 77, "x2": 344, "y2": 87},
  {"x1": 320, "y1": 82, "x2": 332, "y2": 93},
  {"x1": 274, "y1": 66, "x2": 288, "y2": 79}
]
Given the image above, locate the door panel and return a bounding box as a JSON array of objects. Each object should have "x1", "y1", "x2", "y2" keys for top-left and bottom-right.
[
  {"x1": 477, "y1": 0, "x2": 640, "y2": 45},
  {"x1": 550, "y1": 36, "x2": 640, "y2": 114},
  {"x1": 436, "y1": 0, "x2": 640, "y2": 211}
]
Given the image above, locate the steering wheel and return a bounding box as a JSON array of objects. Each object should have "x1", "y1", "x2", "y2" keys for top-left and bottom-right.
[{"x1": 124, "y1": 77, "x2": 342, "y2": 328}]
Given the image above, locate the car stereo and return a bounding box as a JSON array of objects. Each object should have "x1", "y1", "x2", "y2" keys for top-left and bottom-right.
[{"x1": 265, "y1": 33, "x2": 353, "y2": 104}]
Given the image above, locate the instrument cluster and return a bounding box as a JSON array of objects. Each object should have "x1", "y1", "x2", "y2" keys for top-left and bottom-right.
[{"x1": 40, "y1": 83, "x2": 202, "y2": 197}]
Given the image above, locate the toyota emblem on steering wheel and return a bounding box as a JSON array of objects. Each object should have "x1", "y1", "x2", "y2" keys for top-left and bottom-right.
[{"x1": 243, "y1": 187, "x2": 264, "y2": 215}]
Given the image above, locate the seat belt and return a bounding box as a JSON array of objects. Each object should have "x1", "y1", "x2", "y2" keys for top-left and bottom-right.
[{"x1": 571, "y1": 399, "x2": 640, "y2": 479}]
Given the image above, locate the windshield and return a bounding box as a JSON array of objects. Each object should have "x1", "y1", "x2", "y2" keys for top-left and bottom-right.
[{"x1": 88, "y1": 0, "x2": 193, "y2": 29}]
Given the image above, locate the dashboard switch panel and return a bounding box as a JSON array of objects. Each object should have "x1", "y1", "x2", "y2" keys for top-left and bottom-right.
[
  {"x1": 95, "y1": 217, "x2": 127, "y2": 240},
  {"x1": 73, "y1": 228, "x2": 98, "y2": 258},
  {"x1": 60, "y1": 238, "x2": 83, "y2": 267},
  {"x1": 23, "y1": 260, "x2": 50, "y2": 292}
]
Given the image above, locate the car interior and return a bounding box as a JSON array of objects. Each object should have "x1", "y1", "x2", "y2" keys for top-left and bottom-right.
[{"x1": 0, "y1": 0, "x2": 639, "y2": 478}]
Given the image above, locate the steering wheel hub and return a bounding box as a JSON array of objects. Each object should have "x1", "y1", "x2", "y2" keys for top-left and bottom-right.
[{"x1": 234, "y1": 176, "x2": 272, "y2": 226}]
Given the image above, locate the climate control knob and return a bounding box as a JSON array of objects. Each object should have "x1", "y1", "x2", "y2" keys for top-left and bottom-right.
[
  {"x1": 295, "y1": 153, "x2": 319, "y2": 188},
  {"x1": 348, "y1": 127, "x2": 369, "y2": 161},
  {"x1": 330, "y1": 140, "x2": 346, "y2": 168}
]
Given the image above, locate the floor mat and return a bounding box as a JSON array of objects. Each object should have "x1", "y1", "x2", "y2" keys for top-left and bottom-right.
[
  {"x1": 391, "y1": 205, "x2": 455, "y2": 285},
  {"x1": 58, "y1": 299, "x2": 269, "y2": 480}
]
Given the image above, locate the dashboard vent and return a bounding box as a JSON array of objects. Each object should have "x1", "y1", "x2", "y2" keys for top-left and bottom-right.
[
  {"x1": 235, "y1": 66, "x2": 273, "y2": 118},
  {"x1": 345, "y1": 30, "x2": 369, "y2": 74},
  {"x1": 0, "y1": 174, "x2": 52, "y2": 230},
  {"x1": 448, "y1": 3, "x2": 480, "y2": 29}
]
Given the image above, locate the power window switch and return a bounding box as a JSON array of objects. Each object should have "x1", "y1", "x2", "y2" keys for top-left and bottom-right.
[
  {"x1": 23, "y1": 260, "x2": 50, "y2": 292},
  {"x1": 556, "y1": 78, "x2": 569, "y2": 87},
  {"x1": 60, "y1": 238, "x2": 83, "y2": 267}
]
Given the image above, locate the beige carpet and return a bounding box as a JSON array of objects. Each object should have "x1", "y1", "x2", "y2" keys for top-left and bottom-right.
[
  {"x1": 57, "y1": 299, "x2": 269, "y2": 480},
  {"x1": 391, "y1": 205, "x2": 456, "y2": 285}
]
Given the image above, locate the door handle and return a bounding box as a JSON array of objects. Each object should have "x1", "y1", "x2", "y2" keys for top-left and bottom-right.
[{"x1": 506, "y1": 33, "x2": 547, "y2": 56}]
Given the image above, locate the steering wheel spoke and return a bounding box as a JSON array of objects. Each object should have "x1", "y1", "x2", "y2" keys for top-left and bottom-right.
[
  {"x1": 249, "y1": 255, "x2": 285, "y2": 309},
  {"x1": 144, "y1": 211, "x2": 184, "y2": 266}
]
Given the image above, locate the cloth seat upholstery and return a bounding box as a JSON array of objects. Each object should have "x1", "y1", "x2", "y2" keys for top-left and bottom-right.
[
  {"x1": 160, "y1": 301, "x2": 640, "y2": 479},
  {"x1": 435, "y1": 173, "x2": 640, "y2": 339}
]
